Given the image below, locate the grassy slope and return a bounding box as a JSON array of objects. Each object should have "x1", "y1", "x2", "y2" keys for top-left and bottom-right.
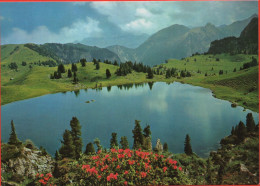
[
  {"x1": 1, "y1": 47, "x2": 258, "y2": 112},
  {"x1": 159, "y1": 54, "x2": 258, "y2": 112}
]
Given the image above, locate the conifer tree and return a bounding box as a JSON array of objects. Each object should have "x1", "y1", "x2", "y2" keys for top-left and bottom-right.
[
  {"x1": 96, "y1": 62, "x2": 100, "y2": 70},
  {"x1": 110, "y1": 132, "x2": 119, "y2": 149},
  {"x1": 67, "y1": 69, "x2": 72, "y2": 78},
  {"x1": 106, "y1": 69, "x2": 111, "y2": 78},
  {"x1": 8, "y1": 120, "x2": 21, "y2": 146},
  {"x1": 184, "y1": 134, "x2": 193, "y2": 155},
  {"x1": 70, "y1": 117, "x2": 82, "y2": 159},
  {"x1": 163, "y1": 142, "x2": 168, "y2": 152},
  {"x1": 120, "y1": 136, "x2": 129, "y2": 149},
  {"x1": 206, "y1": 158, "x2": 213, "y2": 184},
  {"x1": 57, "y1": 64, "x2": 65, "y2": 73},
  {"x1": 94, "y1": 138, "x2": 102, "y2": 151},
  {"x1": 246, "y1": 113, "x2": 256, "y2": 132},
  {"x1": 147, "y1": 67, "x2": 153, "y2": 79},
  {"x1": 143, "y1": 125, "x2": 151, "y2": 138},
  {"x1": 85, "y1": 143, "x2": 95, "y2": 155},
  {"x1": 59, "y1": 129, "x2": 75, "y2": 159},
  {"x1": 80, "y1": 58, "x2": 86, "y2": 67},
  {"x1": 132, "y1": 120, "x2": 144, "y2": 149},
  {"x1": 55, "y1": 150, "x2": 61, "y2": 161},
  {"x1": 237, "y1": 121, "x2": 247, "y2": 142}
]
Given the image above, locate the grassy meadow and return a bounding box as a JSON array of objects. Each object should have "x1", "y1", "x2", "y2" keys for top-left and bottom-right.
[{"x1": 1, "y1": 44, "x2": 258, "y2": 112}]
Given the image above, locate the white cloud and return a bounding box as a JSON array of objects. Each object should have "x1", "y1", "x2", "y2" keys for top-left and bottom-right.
[
  {"x1": 90, "y1": 1, "x2": 258, "y2": 35},
  {"x1": 3, "y1": 17, "x2": 102, "y2": 44}
]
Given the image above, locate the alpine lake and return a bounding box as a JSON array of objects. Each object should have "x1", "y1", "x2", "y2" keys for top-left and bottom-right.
[{"x1": 1, "y1": 82, "x2": 259, "y2": 157}]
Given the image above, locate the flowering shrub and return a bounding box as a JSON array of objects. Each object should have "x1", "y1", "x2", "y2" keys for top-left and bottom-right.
[
  {"x1": 76, "y1": 149, "x2": 190, "y2": 185},
  {"x1": 34, "y1": 173, "x2": 56, "y2": 186}
]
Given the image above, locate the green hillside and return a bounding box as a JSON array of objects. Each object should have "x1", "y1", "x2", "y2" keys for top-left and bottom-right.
[{"x1": 159, "y1": 54, "x2": 258, "y2": 111}]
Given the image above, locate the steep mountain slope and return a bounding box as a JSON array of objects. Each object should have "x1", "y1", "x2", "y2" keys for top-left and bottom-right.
[
  {"x1": 1, "y1": 43, "x2": 121, "y2": 65},
  {"x1": 219, "y1": 14, "x2": 257, "y2": 37},
  {"x1": 106, "y1": 45, "x2": 137, "y2": 62},
  {"x1": 82, "y1": 33, "x2": 149, "y2": 48},
  {"x1": 208, "y1": 17, "x2": 258, "y2": 55},
  {"x1": 40, "y1": 43, "x2": 121, "y2": 63},
  {"x1": 107, "y1": 15, "x2": 257, "y2": 66}
]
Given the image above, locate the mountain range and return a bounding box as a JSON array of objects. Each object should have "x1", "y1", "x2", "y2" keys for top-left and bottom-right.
[
  {"x1": 1, "y1": 14, "x2": 257, "y2": 66},
  {"x1": 107, "y1": 14, "x2": 257, "y2": 66},
  {"x1": 208, "y1": 17, "x2": 258, "y2": 55}
]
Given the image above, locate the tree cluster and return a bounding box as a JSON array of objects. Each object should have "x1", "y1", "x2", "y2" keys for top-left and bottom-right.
[
  {"x1": 8, "y1": 62, "x2": 18, "y2": 70},
  {"x1": 242, "y1": 57, "x2": 258, "y2": 70},
  {"x1": 59, "y1": 117, "x2": 83, "y2": 159},
  {"x1": 230, "y1": 113, "x2": 257, "y2": 143}
]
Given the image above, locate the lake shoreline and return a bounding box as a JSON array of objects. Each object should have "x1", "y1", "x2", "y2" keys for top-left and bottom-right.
[{"x1": 2, "y1": 77, "x2": 258, "y2": 113}]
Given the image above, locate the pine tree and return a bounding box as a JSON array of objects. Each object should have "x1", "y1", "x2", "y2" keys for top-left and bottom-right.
[
  {"x1": 70, "y1": 117, "x2": 82, "y2": 159},
  {"x1": 94, "y1": 138, "x2": 102, "y2": 151},
  {"x1": 73, "y1": 72, "x2": 78, "y2": 83},
  {"x1": 132, "y1": 120, "x2": 144, "y2": 149},
  {"x1": 85, "y1": 143, "x2": 95, "y2": 155},
  {"x1": 147, "y1": 67, "x2": 153, "y2": 79},
  {"x1": 72, "y1": 63, "x2": 77, "y2": 72},
  {"x1": 231, "y1": 126, "x2": 235, "y2": 135},
  {"x1": 59, "y1": 129, "x2": 75, "y2": 159},
  {"x1": 8, "y1": 120, "x2": 21, "y2": 146},
  {"x1": 237, "y1": 121, "x2": 247, "y2": 142},
  {"x1": 143, "y1": 125, "x2": 151, "y2": 138},
  {"x1": 68, "y1": 69, "x2": 72, "y2": 78},
  {"x1": 110, "y1": 132, "x2": 118, "y2": 149},
  {"x1": 80, "y1": 58, "x2": 86, "y2": 67},
  {"x1": 184, "y1": 134, "x2": 193, "y2": 155},
  {"x1": 96, "y1": 62, "x2": 100, "y2": 70},
  {"x1": 246, "y1": 113, "x2": 256, "y2": 132},
  {"x1": 206, "y1": 158, "x2": 213, "y2": 184},
  {"x1": 163, "y1": 142, "x2": 168, "y2": 152},
  {"x1": 120, "y1": 136, "x2": 129, "y2": 149},
  {"x1": 57, "y1": 64, "x2": 65, "y2": 73},
  {"x1": 106, "y1": 69, "x2": 111, "y2": 79},
  {"x1": 55, "y1": 150, "x2": 61, "y2": 161}
]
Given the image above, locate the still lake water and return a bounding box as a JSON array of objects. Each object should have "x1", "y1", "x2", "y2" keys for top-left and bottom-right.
[{"x1": 1, "y1": 82, "x2": 259, "y2": 157}]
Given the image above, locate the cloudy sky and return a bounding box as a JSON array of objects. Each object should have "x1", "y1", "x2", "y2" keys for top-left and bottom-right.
[{"x1": 0, "y1": 1, "x2": 258, "y2": 45}]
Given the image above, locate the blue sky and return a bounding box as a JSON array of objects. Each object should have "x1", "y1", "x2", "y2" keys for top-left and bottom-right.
[{"x1": 0, "y1": 1, "x2": 258, "y2": 45}]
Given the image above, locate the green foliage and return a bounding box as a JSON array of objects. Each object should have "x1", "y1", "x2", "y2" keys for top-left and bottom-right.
[
  {"x1": 246, "y1": 113, "x2": 256, "y2": 132},
  {"x1": 147, "y1": 67, "x2": 154, "y2": 79},
  {"x1": 120, "y1": 136, "x2": 129, "y2": 150},
  {"x1": 71, "y1": 63, "x2": 78, "y2": 72},
  {"x1": 55, "y1": 150, "x2": 61, "y2": 161},
  {"x1": 59, "y1": 129, "x2": 75, "y2": 159},
  {"x1": 106, "y1": 69, "x2": 111, "y2": 79},
  {"x1": 57, "y1": 64, "x2": 65, "y2": 73},
  {"x1": 163, "y1": 143, "x2": 168, "y2": 152},
  {"x1": 96, "y1": 62, "x2": 100, "y2": 70},
  {"x1": 1, "y1": 143, "x2": 22, "y2": 162},
  {"x1": 67, "y1": 69, "x2": 72, "y2": 78},
  {"x1": 143, "y1": 125, "x2": 151, "y2": 138},
  {"x1": 39, "y1": 146, "x2": 48, "y2": 156},
  {"x1": 110, "y1": 132, "x2": 119, "y2": 149},
  {"x1": 22, "y1": 61, "x2": 27, "y2": 66},
  {"x1": 8, "y1": 120, "x2": 22, "y2": 146},
  {"x1": 24, "y1": 139, "x2": 36, "y2": 149},
  {"x1": 237, "y1": 121, "x2": 247, "y2": 142},
  {"x1": 85, "y1": 143, "x2": 95, "y2": 155},
  {"x1": 70, "y1": 117, "x2": 83, "y2": 159},
  {"x1": 132, "y1": 120, "x2": 144, "y2": 149},
  {"x1": 184, "y1": 134, "x2": 193, "y2": 155},
  {"x1": 94, "y1": 138, "x2": 102, "y2": 152},
  {"x1": 80, "y1": 58, "x2": 87, "y2": 67},
  {"x1": 8, "y1": 62, "x2": 18, "y2": 70}
]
